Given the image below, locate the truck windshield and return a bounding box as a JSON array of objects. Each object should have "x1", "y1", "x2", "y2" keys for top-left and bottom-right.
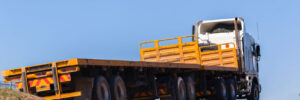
[
  {"x1": 197, "y1": 20, "x2": 243, "y2": 46},
  {"x1": 199, "y1": 20, "x2": 242, "y2": 34},
  {"x1": 209, "y1": 23, "x2": 241, "y2": 33}
]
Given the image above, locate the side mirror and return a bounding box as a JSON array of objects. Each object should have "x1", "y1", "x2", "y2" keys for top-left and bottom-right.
[
  {"x1": 256, "y1": 45, "x2": 261, "y2": 57},
  {"x1": 192, "y1": 25, "x2": 195, "y2": 41}
]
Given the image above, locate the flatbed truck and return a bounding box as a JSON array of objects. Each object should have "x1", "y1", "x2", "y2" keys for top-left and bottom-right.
[{"x1": 1, "y1": 17, "x2": 261, "y2": 100}]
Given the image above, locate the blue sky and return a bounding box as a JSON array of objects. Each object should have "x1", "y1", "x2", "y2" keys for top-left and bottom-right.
[{"x1": 0, "y1": 0, "x2": 299, "y2": 99}]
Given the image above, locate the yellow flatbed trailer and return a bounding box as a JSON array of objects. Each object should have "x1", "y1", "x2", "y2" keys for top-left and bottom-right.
[
  {"x1": 1, "y1": 58, "x2": 238, "y2": 100},
  {"x1": 1, "y1": 35, "x2": 239, "y2": 100},
  {"x1": 1, "y1": 58, "x2": 238, "y2": 81}
]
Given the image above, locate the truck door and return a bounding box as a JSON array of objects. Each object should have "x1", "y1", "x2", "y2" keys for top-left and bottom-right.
[{"x1": 242, "y1": 34, "x2": 256, "y2": 74}]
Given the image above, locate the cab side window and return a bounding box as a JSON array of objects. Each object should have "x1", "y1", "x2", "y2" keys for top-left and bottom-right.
[{"x1": 251, "y1": 44, "x2": 256, "y2": 55}]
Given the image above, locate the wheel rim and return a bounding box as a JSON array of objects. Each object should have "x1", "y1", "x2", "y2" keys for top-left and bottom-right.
[
  {"x1": 117, "y1": 82, "x2": 125, "y2": 99},
  {"x1": 176, "y1": 77, "x2": 186, "y2": 100},
  {"x1": 188, "y1": 80, "x2": 195, "y2": 99},
  {"x1": 185, "y1": 77, "x2": 195, "y2": 100},
  {"x1": 230, "y1": 84, "x2": 236, "y2": 98},
  {"x1": 221, "y1": 83, "x2": 227, "y2": 98},
  {"x1": 254, "y1": 88, "x2": 259, "y2": 100},
  {"x1": 100, "y1": 82, "x2": 110, "y2": 100},
  {"x1": 179, "y1": 81, "x2": 186, "y2": 100},
  {"x1": 114, "y1": 77, "x2": 126, "y2": 100}
]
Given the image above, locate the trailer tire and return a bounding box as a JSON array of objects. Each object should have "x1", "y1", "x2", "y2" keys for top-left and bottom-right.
[
  {"x1": 247, "y1": 82, "x2": 259, "y2": 100},
  {"x1": 215, "y1": 78, "x2": 227, "y2": 100},
  {"x1": 172, "y1": 77, "x2": 186, "y2": 100},
  {"x1": 110, "y1": 76, "x2": 127, "y2": 100},
  {"x1": 184, "y1": 76, "x2": 195, "y2": 100},
  {"x1": 226, "y1": 79, "x2": 236, "y2": 100},
  {"x1": 94, "y1": 76, "x2": 111, "y2": 100}
]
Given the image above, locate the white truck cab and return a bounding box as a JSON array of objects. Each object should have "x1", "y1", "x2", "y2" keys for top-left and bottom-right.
[
  {"x1": 193, "y1": 17, "x2": 261, "y2": 99},
  {"x1": 194, "y1": 18, "x2": 244, "y2": 46}
]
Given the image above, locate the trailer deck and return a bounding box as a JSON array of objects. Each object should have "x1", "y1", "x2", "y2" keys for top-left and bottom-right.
[
  {"x1": 1, "y1": 58, "x2": 238, "y2": 99},
  {"x1": 1, "y1": 35, "x2": 239, "y2": 100},
  {"x1": 2, "y1": 58, "x2": 238, "y2": 78}
]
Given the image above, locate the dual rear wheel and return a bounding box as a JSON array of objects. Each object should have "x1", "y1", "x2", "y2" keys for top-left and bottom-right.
[
  {"x1": 172, "y1": 77, "x2": 236, "y2": 100},
  {"x1": 171, "y1": 76, "x2": 195, "y2": 100},
  {"x1": 214, "y1": 78, "x2": 236, "y2": 100},
  {"x1": 94, "y1": 75, "x2": 127, "y2": 100}
]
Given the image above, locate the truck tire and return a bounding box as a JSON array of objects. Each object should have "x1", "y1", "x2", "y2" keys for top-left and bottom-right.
[
  {"x1": 110, "y1": 76, "x2": 127, "y2": 100},
  {"x1": 226, "y1": 79, "x2": 236, "y2": 100},
  {"x1": 172, "y1": 77, "x2": 186, "y2": 100},
  {"x1": 215, "y1": 78, "x2": 227, "y2": 100},
  {"x1": 247, "y1": 82, "x2": 259, "y2": 100},
  {"x1": 184, "y1": 76, "x2": 195, "y2": 100},
  {"x1": 94, "y1": 76, "x2": 111, "y2": 100}
]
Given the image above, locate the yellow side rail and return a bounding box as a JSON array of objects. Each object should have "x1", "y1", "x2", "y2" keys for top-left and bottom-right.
[
  {"x1": 140, "y1": 35, "x2": 200, "y2": 64},
  {"x1": 140, "y1": 35, "x2": 238, "y2": 68},
  {"x1": 198, "y1": 42, "x2": 239, "y2": 68}
]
